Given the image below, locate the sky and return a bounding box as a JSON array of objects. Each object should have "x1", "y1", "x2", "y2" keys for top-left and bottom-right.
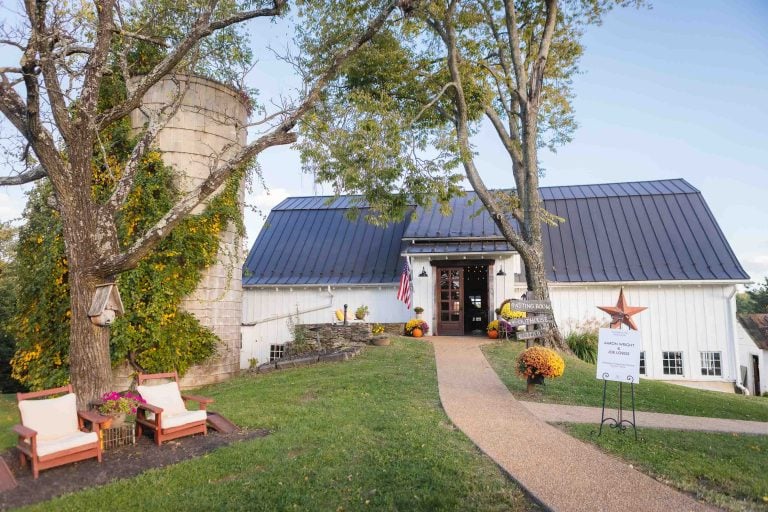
[{"x1": 1, "y1": 1, "x2": 767, "y2": 284}]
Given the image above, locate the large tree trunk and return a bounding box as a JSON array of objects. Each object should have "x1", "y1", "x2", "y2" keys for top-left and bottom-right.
[
  {"x1": 56, "y1": 157, "x2": 120, "y2": 408},
  {"x1": 67, "y1": 266, "x2": 113, "y2": 409},
  {"x1": 520, "y1": 246, "x2": 568, "y2": 351}
]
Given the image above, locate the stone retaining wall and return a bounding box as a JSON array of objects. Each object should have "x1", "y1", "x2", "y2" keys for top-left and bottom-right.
[
  {"x1": 301, "y1": 323, "x2": 373, "y2": 350},
  {"x1": 378, "y1": 322, "x2": 406, "y2": 336}
]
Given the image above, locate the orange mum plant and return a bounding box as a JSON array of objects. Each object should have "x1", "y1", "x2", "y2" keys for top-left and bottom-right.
[{"x1": 516, "y1": 346, "x2": 565, "y2": 380}]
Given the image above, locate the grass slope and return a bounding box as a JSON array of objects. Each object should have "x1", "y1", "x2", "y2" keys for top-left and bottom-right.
[
  {"x1": 8, "y1": 339, "x2": 535, "y2": 511},
  {"x1": 564, "y1": 424, "x2": 768, "y2": 511},
  {"x1": 0, "y1": 394, "x2": 16, "y2": 450},
  {"x1": 483, "y1": 342, "x2": 768, "y2": 421}
]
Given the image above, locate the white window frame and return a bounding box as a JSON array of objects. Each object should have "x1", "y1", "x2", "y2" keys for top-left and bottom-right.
[
  {"x1": 662, "y1": 351, "x2": 684, "y2": 376},
  {"x1": 269, "y1": 344, "x2": 285, "y2": 362},
  {"x1": 700, "y1": 351, "x2": 722, "y2": 377}
]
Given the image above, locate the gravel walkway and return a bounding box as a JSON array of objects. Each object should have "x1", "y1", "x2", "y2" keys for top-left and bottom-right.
[
  {"x1": 431, "y1": 336, "x2": 717, "y2": 512},
  {"x1": 520, "y1": 402, "x2": 768, "y2": 435}
]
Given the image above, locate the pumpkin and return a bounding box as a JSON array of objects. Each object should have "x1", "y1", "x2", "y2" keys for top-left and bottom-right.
[
  {"x1": 488, "y1": 329, "x2": 499, "y2": 339},
  {"x1": 412, "y1": 328, "x2": 423, "y2": 338}
]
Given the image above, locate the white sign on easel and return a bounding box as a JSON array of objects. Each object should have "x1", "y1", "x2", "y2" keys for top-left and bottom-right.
[{"x1": 596, "y1": 328, "x2": 641, "y2": 383}]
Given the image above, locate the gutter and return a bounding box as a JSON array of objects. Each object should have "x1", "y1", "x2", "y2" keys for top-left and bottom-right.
[
  {"x1": 727, "y1": 287, "x2": 750, "y2": 395},
  {"x1": 528, "y1": 279, "x2": 752, "y2": 287},
  {"x1": 243, "y1": 282, "x2": 398, "y2": 290},
  {"x1": 402, "y1": 251, "x2": 516, "y2": 258},
  {"x1": 241, "y1": 286, "x2": 335, "y2": 326}
]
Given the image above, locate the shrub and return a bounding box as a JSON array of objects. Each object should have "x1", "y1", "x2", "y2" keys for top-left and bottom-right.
[
  {"x1": 516, "y1": 346, "x2": 565, "y2": 379},
  {"x1": 567, "y1": 331, "x2": 598, "y2": 364},
  {"x1": 372, "y1": 323, "x2": 385, "y2": 335}
]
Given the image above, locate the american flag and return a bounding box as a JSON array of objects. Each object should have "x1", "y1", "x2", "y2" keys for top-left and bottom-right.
[{"x1": 397, "y1": 258, "x2": 413, "y2": 309}]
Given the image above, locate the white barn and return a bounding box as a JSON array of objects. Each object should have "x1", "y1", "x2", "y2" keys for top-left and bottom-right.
[{"x1": 241, "y1": 179, "x2": 756, "y2": 393}]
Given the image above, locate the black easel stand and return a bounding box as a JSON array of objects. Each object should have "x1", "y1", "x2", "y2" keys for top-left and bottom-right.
[{"x1": 597, "y1": 373, "x2": 638, "y2": 440}]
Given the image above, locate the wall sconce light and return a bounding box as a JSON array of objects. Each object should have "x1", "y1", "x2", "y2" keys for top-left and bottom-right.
[
  {"x1": 496, "y1": 267, "x2": 506, "y2": 276},
  {"x1": 418, "y1": 267, "x2": 428, "y2": 277}
]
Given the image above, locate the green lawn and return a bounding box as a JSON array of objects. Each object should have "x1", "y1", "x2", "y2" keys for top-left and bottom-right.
[
  {"x1": 0, "y1": 393, "x2": 16, "y2": 450},
  {"x1": 483, "y1": 341, "x2": 768, "y2": 421},
  {"x1": 7, "y1": 339, "x2": 536, "y2": 511},
  {"x1": 564, "y1": 424, "x2": 768, "y2": 511}
]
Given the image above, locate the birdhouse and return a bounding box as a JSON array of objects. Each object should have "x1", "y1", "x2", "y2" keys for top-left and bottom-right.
[{"x1": 88, "y1": 283, "x2": 124, "y2": 327}]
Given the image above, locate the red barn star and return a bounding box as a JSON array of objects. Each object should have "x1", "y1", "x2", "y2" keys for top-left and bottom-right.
[{"x1": 597, "y1": 288, "x2": 647, "y2": 330}]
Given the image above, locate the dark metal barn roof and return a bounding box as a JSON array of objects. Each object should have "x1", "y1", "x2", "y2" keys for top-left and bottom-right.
[
  {"x1": 243, "y1": 207, "x2": 409, "y2": 286},
  {"x1": 243, "y1": 179, "x2": 748, "y2": 286}
]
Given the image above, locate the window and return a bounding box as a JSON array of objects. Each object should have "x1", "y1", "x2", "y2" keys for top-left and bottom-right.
[
  {"x1": 269, "y1": 344, "x2": 285, "y2": 362},
  {"x1": 700, "y1": 352, "x2": 722, "y2": 376},
  {"x1": 662, "y1": 351, "x2": 683, "y2": 376},
  {"x1": 639, "y1": 352, "x2": 646, "y2": 375}
]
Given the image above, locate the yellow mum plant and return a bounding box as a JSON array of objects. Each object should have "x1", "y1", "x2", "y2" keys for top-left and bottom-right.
[
  {"x1": 516, "y1": 346, "x2": 565, "y2": 379},
  {"x1": 487, "y1": 320, "x2": 499, "y2": 332},
  {"x1": 404, "y1": 318, "x2": 429, "y2": 335},
  {"x1": 501, "y1": 302, "x2": 526, "y2": 320}
]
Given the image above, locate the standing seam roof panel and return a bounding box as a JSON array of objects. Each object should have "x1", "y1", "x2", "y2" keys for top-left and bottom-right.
[
  {"x1": 683, "y1": 194, "x2": 741, "y2": 279},
  {"x1": 245, "y1": 180, "x2": 748, "y2": 285}
]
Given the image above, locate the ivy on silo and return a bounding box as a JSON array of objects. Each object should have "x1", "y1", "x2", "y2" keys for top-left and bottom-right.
[{"x1": 11, "y1": 86, "x2": 245, "y2": 390}]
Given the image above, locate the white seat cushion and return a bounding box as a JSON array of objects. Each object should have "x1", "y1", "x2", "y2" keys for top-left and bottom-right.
[
  {"x1": 161, "y1": 409, "x2": 207, "y2": 429},
  {"x1": 18, "y1": 393, "x2": 79, "y2": 441},
  {"x1": 35, "y1": 431, "x2": 98, "y2": 458},
  {"x1": 137, "y1": 382, "x2": 187, "y2": 416}
]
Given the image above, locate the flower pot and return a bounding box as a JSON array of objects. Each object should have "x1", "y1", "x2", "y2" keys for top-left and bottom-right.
[
  {"x1": 105, "y1": 413, "x2": 127, "y2": 427},
  {"x1": 372, "y1": 336, "x2": 391, "y2": 346},
  {"x1": 488, "y1": 329, "x2": 499, "y2": 339},
  {"x1": 526, "y1": 374, "x2": 545, "y2": 393},
  {"x1": 412, "y1": 328, "x2": 423, "y2": 338},
  {"x1": 415, "y1": 313, "x2": 423, "y2": 320}
]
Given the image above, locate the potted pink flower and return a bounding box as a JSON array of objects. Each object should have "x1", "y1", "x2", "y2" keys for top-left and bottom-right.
[{"x1": 98, "y1": 391, "x2": 146, "y2": 427}]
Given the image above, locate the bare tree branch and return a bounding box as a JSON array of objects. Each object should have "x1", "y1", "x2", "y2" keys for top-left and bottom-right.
[
  {"x1": 97, "y1": 0, "x2": 287, "y2": 129},
  {"x1": 78, "y1": 0, "x2": 118, "y2": 130},
  {"x1": 111, "y1": 28, "x2": 169, "y2": 48},
  {"x1": 484, "y1": 105, "x2": 519, "y2": 161},
  {"x1": 529, "y1": 0, "x2": 558, "y2": 103},
  {"x1": 100, "y1": 0, "x2": 406, "y2": 274},
  {"x1": 0, "y1": 165, "x2": 46, "y2": 186},
  {"x1": 411, "y1": 81, "x2": 455, "y2": 125},
  {"x1": 107, "y1": 76, "x2": 189, "y2": 211},
  {"x1": 0, "y1": 38, "x2": 26, "y2": 51},
  {"x1": 503, "y1": 0, "x2": 529, "y2": 110}
]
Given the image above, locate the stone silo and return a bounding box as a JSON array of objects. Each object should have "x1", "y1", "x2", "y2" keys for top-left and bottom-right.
[{"x1": 116, "y1": 75, "x2": 247, "y2": 387}]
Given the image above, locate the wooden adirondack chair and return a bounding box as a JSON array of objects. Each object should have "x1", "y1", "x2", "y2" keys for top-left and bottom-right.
[
  {"x1": 135, "y1": 372, "x2": 213, "y2": 445},
  {"x1": 13, "y1": 385, "x2": 106, "y2": 479}
]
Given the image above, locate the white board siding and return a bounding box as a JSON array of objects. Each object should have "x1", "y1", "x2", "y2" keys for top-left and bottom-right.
[
  {"x1": 508, "y1": 283, "x2": 739, "y2": 384},
  {"x1": 241, "y1": 254, "x2": 742, "y2": 389},
  {"x1": 241, "y1": 285, "x2": 410, "y2": 368},
  {"x1": 409, "y1": 254, "x2": 521, "y2": 336},
  {"x1": 736, "y1": 322, "x2": 768, "y2": 395}
]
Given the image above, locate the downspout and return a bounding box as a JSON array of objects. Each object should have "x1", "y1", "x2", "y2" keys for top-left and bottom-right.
[
  {"x1": 241, "y1": 286, "x2": 335, "y2": 326},
  {"x1": 728, "y1": 287, "x2": 749, "y2": 395}
]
